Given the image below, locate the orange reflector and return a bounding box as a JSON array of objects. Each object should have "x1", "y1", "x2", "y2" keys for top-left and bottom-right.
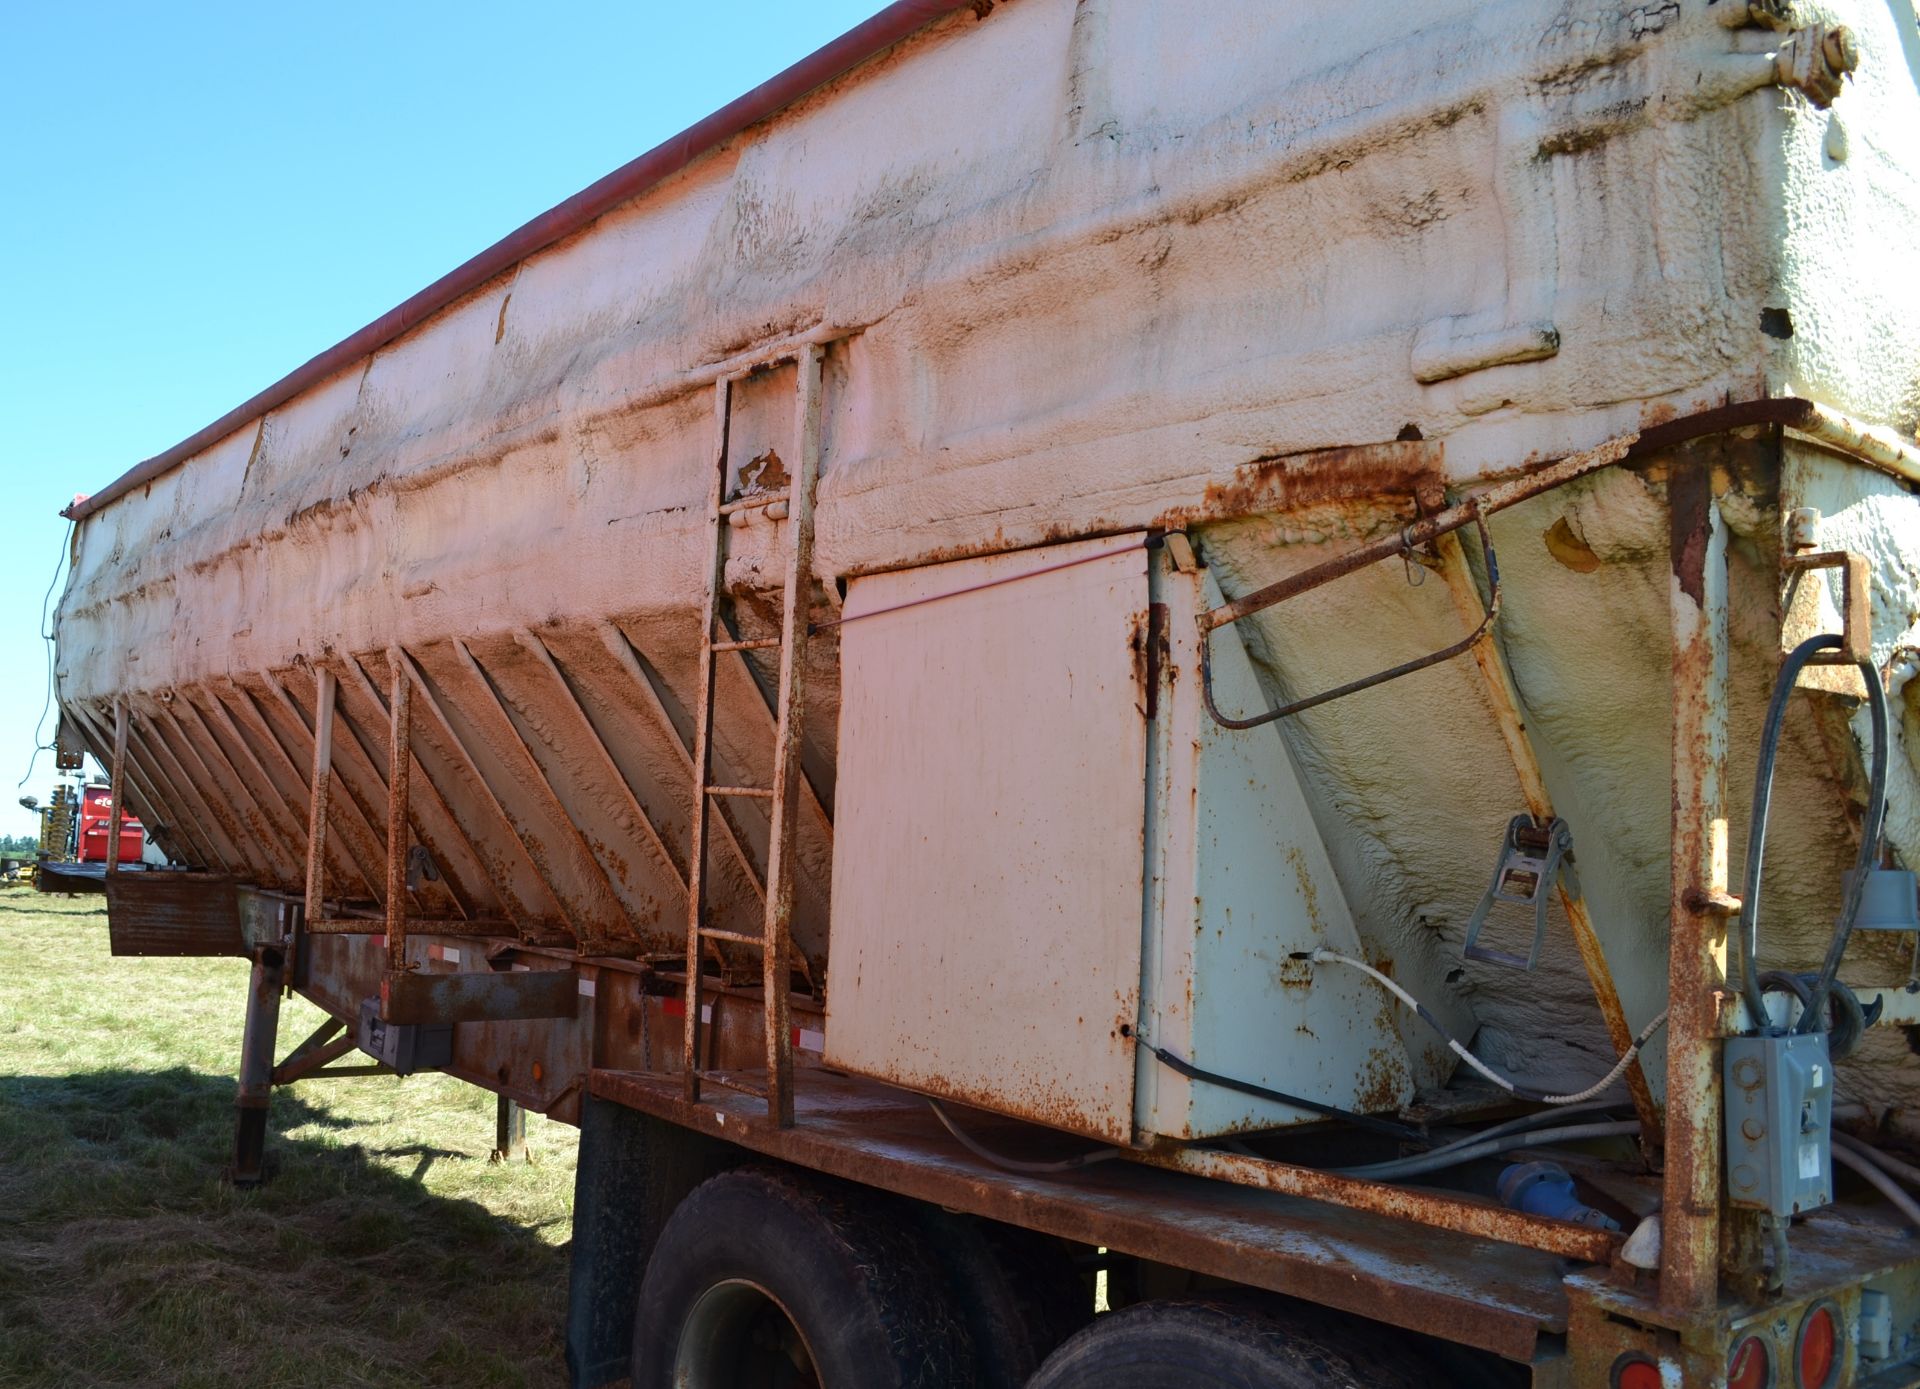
[
  {"x1": 1797, "y1": 1302, "x2": 1838, "y2": 1388},
  {"x1": 1729, "y1": 1335, "x2": 1771, "y2": 1389},
  {"x1": 1613, "y1": 1354, "x2": 1662, "y2": 1389}
]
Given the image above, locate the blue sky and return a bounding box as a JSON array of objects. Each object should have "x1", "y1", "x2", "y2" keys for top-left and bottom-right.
[{"x1": 0, "y1": 2, "x2": 888, "y2": 838}]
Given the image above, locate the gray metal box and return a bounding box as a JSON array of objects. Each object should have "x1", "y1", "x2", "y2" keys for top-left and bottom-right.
[
  {"x1": 358, "y1": 997, "x2": 452, "y2": 1076},
  {"x1": 1724, "y1": 1031, "x2": 1833, "y2": 1217}
]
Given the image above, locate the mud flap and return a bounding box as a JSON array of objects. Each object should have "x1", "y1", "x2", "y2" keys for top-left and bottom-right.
[{"x1": 104, "y1": 871, "x2": 243, "y2": 956}]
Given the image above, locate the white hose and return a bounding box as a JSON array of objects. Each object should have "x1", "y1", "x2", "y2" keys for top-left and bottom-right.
[{"x1": 1310, "y1": 948, "x2": 1669, "y2": 1106}]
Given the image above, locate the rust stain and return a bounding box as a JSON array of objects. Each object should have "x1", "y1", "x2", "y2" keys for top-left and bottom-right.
[
  {"x1": 1543, "y1": 516, "x2": 1601, "y2": 573},
  {"x1": 1668, "y1": 449, "x2": 1712, "y2": 606},
  {"x1": 1154, "y1": 441, "x2": 1444, "y2": 533},
  {"x1": 1352, "y1": 1044, "x2": 1405, "y2": 1114},
  {"x1": 1284, "y1": 845, "x2": 1324, "y2": 934},
  {"x1": 736, "y1": 447, "x2": 788, "y2": 494}
]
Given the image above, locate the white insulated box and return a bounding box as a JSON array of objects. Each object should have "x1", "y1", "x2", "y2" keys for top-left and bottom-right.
[{"x1": 827, "y1": 534, "x2": 1412, "y2": 1144}]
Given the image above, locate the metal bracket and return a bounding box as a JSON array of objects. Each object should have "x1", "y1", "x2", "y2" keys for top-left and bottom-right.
[
  {"x1": 1199, "y1": 506, "x2": 1501, "y2": 731},
  {"x1": 1463, "y1": 815, "x2": 1572, "y2": 971},
  {"x1": 1782, "y1": 549, "x2": 1871, "y2": 698},
  {"x1": 1773, "y1": 24, "x2": 1859, "y2": 109}
]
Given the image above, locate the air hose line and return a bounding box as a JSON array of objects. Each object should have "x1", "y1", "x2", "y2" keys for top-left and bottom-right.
[{"x1": 1738, "y1": 633, "x2": 1891, "y2": 1038}]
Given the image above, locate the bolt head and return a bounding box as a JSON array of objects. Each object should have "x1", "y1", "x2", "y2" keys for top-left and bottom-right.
[{"x1": 1822, "y1": 26, "x2": 1860, "y2": 75}]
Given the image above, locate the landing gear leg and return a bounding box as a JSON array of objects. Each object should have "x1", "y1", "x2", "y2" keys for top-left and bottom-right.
[{"x1": 230, "y1": 944, "x2": 284, "y2": 1185}]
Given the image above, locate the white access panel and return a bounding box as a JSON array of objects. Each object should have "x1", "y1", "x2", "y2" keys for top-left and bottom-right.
[{"x1": 825, "y1": 535, "x2": 1150, "y2": 1144}]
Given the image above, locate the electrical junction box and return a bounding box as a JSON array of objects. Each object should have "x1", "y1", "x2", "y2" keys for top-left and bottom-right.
[
  {"x1": 1724, "y1": 1031, "x2": 1833, "y2": 1217},
  {"x1": 359, "y1": 997, "x2": 452, "y2": 1077}
]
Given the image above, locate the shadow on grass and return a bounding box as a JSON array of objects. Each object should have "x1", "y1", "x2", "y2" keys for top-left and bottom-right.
[
  {"x1": 0, "y1": 1068, "x2": 570, "y2": 1388},
  {"x1": 0, "y1": 894, "x2": 106, "y2": 920}
]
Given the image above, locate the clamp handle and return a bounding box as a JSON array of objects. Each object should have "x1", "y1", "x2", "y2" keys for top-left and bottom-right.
[{"x1": 1462, "y1": 815, "x2": 1572, "y2": 971}]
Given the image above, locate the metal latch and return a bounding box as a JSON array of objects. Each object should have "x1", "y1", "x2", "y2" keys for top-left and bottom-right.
[{"x1": 1463, "y1": 815, "x2": 1572, "y2": 970}]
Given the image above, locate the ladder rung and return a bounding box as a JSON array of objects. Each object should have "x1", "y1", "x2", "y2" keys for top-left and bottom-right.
[
  {"x1": 706, "y1": 785, "x2": 774, "y2": 799},
  {"x1": 712, "y1": 636, "x2": 781, "y2": 653},
  {"x1": 718, "y1": 489, "x2": 791, "y2": 517},
  {"x1": 697, "y1": 928, "x2": 766, "y2": 946}
]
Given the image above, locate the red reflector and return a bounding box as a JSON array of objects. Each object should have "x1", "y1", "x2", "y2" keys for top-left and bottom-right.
[
  {"x1": 1613, "y1": 1355, "x2": 1662, "y2": 1389},
  {"x1": 1797, "y1": 1302, "x2": 1838, "y2": 1388},
  {"x1": 1729, "y1": 1335, "x2": 1771, "y2": 1389}
]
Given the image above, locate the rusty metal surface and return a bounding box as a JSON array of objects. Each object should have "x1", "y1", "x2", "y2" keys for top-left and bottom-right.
[
  {"x1": 105, "y1": 700, "x2": 127, "y2": 874},
  {"x1": 384, "y1": 656, "x2": 412, "y2": 970},
  {"x1": 1567, "y1": 1200, "x2": 1920, "y2": 1387},
  {"x1": 304, "y1": 669, "x2": 336, "y2": 929},
  {"x1": 1660, "y1": 463, "x2": 1733, "y2": 1314},
  {"x1": 1198, "y1": 435, "x2": 1638, "y2": 634},
  {"x1": 590, "y1": 1064, "x2": 1568, "y2": 1362},
  {"x1": 380, "y1": 967, "x2": 580, "y2": 1026},
  {"x1": 1129, "y1": 1143, "x2": 1618, "y2": 1264},
  {"x1": 104, "y1": 871, "x2": 244, "y2": 957}
]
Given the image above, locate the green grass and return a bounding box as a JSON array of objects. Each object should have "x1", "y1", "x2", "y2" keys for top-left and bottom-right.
[{"x1": 0, "y1": 886, "x2": 579, "y2": 1387}]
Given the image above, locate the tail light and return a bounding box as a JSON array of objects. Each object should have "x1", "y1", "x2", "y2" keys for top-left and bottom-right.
[
  {"x1": 1728, "y1": 1333, "x2": 1773, "y2": 1389},
  {"x1": 1795, "y1": 1300, "x2": 1840, "y2": 1388},
  {"x1": 1610, "y1": 1353, "x2": 1663, "y2": 1389}
]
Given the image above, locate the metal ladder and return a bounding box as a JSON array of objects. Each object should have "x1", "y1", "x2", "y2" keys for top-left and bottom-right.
[{"x1": 682, "y1": 342, "x2": 822, "y2": 1128}]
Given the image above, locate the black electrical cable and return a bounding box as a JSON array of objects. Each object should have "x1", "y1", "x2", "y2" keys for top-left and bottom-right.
[
  {"x1": 19, "y1": 520, "x2": 73, "y2": 790},
  {"x1": 1738, "y1": 634, "x2": 1890, "y2": 1027},
  {"x1": 1799, "y1": 656, "x2": 1892, "y2": 1036},
  {"x1": 1149, "y1": 1045, "x2": 1424, "y2": 1141},
  {"x1": 1758, "y1": 969, "x2": 1869, "y2": 1058}
]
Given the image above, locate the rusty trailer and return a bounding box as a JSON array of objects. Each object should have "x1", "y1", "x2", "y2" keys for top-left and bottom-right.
[{"x1": 51, "y1": 2, "x2": 1920, "y2": 1385}]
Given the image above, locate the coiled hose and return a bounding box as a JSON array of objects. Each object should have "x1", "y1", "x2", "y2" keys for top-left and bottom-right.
[{"x1": 1739, "y1": 633, "x2": 1890, "y2": 1052}]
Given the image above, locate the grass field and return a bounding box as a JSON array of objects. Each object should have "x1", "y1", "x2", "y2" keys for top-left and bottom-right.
[{"x1": 0, "y1": 886, "x2": 580, "y2": 1387}]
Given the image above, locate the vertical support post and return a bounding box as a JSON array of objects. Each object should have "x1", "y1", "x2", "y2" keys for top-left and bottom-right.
[
  {"x1": 231, "y1": 944, "x2": 286, "y2": 1185},
  {"x1": 305, "y1": 668, "x2": 336, "y2": 928},
  {"x1": 385, "y1": 652, "x2": 412, "y2": 974},
  {"x1": 762, "y1": 344, "x2": 822, "y2": 1129},
  {"x1": 1660, "y1": 467, "x2": 1731, "y2": 1315},
  {"x1": 1434, "y1": 534, "x2": 1663, "y2": 1159},
  {"x1": 106, "y1": 698, "x2": 128, "y2": 875},
  {"x1": 684, "y1": 377, "x2": 732, "y2": 1102},
  {"x1": 493, "y1": 1094, "x2": 528, "y2": 1162}
]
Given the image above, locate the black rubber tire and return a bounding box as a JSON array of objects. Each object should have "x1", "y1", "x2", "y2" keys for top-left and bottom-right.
[
  {"x1": 1027, "y1": 1297, "x2": 1431, "y2": 1389},
  {"x1": 911, "y1": 1209, "x2": 1092, "y2": 1388},
  {"x1": 631, "y1": 1165, "x2": 975, "y2": 1389}
]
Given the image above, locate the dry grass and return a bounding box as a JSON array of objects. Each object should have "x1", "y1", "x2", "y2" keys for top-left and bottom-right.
[{"x1": 0, "y1": 886, "x2": 579, "y2": 1387}]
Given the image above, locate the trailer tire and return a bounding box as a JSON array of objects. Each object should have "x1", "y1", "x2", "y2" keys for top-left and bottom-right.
[
  {"x1": 1027, "y1": 1297, "x2": 1430, "y2": 1389},
  {"x1": 630, "y1": 1165, "x2": 975, "y2": 1389},
  {"x1": 912, "y1": 1210, "x2": 1091, "y2": 1387}
]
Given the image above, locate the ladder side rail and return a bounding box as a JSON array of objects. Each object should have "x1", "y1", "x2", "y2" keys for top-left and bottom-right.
[
  {"x1": 761, "y1": 343, "x2": 823, "y2": 1127},
  {"x1": 683, "y1": 377, "x2": 733, "y2": 1101}
]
